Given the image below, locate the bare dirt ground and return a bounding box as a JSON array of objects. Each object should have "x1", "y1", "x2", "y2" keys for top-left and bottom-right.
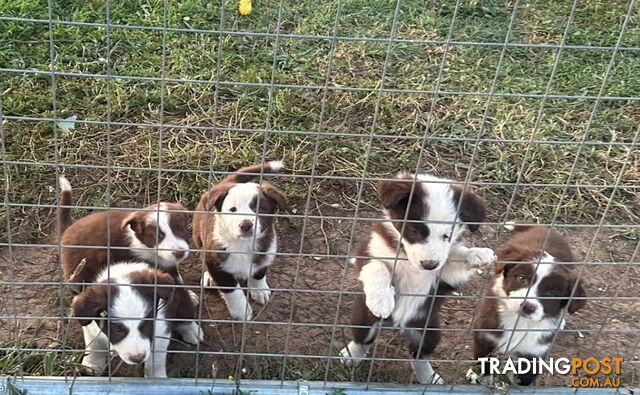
[{"x1": 1, "y1": 199, "x2": 638, "y2": 387}]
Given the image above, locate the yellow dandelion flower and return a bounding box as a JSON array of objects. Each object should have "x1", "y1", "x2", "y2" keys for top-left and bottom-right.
[{"x1": 239, "y1": 0, "x2": 252, "y2": 16}]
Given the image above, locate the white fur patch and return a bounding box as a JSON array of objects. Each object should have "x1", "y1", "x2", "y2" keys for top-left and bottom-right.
[
  {"x1": 248, "y1": 275, "x2": 271, "y2": 305},
  {"x1": 504, "y1": 221, "x2": 517, "y2": 231},
  {"x1": 267, "y1": 160, "x2": 284, "y2": 172},
  {"x1": 359, "y1": 260, "x2": 395, "y2": 319},
  {"x1": 223, "y1": 287, "x2": 253, "y2": 321},
  {"x1": 339, "y1": 341, "x2": 370, "y2": 367},
  {"x1": 412, "y1": 359, "x2": 444, "y2": 384},
  {"x1": 59, "y1": 176, "x2": 71, "y2": 191},
  {"x1": 176, "y1": 321, "x2": 204, "y2": 345}
]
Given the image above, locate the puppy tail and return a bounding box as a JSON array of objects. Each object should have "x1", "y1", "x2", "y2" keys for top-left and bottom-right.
[
  {"x1": 504, "y1": 221, "x2": 534, "y2": 232},
  {"x1": 58, "y1": 176, "x2": 74, "y2": 235},
  {"x1": 223, "y1": 160, "x2": 285, "y2": 183}
]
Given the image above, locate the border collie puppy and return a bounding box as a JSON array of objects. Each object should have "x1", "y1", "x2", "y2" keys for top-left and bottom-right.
[
  {"x1": 57, "y1": 176, "x2": 191, "y2": 287},
  {"x1": 72, "y1": 262, "x2": 201, "y2": 377},
  {"x1": 339, "y1": 173, "x2": 495, "y2": 384},
  {"x1": 192, "y1": 161, "x2": 287, "y2": 321},
  {"x1": 471, "y1": 223, "x2": 586, "y2": 385}
]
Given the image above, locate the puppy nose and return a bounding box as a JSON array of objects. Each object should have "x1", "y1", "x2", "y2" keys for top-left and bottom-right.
[
  {"x1": 172, "y1": 249, "x2": 187, "y2": 260},
  {"x1": 520, "y1": 302, "x2": 536, "y2": 316},
  {"x1": 420, "y1": 260, "x2": 439, "y2": 270},
  {"x1": 129, "y1": 352, "x2": 146, "y2": 364},
  {"x1": 240, "y1": 220, "x2": 253, "y2": 233}
]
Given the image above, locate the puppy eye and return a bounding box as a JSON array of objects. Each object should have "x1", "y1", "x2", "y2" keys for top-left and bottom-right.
[
  {"x1": 229, "y1": 207, "x2": 237, "y2": 213},
  {"x1": 111, "y1": 325, "x2": 125, "y2": 335},
  {"x1": 545, "y1": 290, "x2": 558, "y2": 297},
  {"x1": 158, "y1": 231, "x2": 165, "y2": 241},
  {"x1": 516, "y1": 274, "x2": 528, "y2": 284},
  {"x1": 442, "y1": 234, "x2": 449, "y2": 241}
]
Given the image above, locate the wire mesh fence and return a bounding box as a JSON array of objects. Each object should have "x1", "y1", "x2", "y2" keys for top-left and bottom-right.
[{"x1": 1, "y1": 0, "x2": 639, "y2": 393}]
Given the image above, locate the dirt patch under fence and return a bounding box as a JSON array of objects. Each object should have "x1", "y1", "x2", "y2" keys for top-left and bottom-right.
[{"x1": 0, "y1": 201, "x2": 638, "y2": 387}]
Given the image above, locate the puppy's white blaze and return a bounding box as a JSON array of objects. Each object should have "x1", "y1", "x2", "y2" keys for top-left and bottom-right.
[
  {"x1": 155, "y1": 203, "x2": 189, "y2": 262},
  {"x1": 109, "y1": 281, "x2": 154, "y2": 364},
  {"x1": 126, "y1": 205, "x2": 189, "y2": 269},
  {"x1": 490, "y1": 253, "x2": 561, "y2": 355},
  {"x1": 385, "y1": 176, "x2": 465, "y2": 270},
  {"x1": 498, "y1": 253, "x2": 555, "y2": 322},
  {"x1": 504, "y1": 221, "x2": 517, "y2": 231},
  {"x1": 217, "y1": 183, "x2": 264, "y2": 239},
  {"x1": 59, "y1": 176, "x2": 72, "y2": 191}
]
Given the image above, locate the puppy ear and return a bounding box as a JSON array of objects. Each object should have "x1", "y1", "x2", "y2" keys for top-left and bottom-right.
[
  {"x1": 261, "y1": 182, "x2": 287, "y2": 210},
  {"x1": 155, "y1": 272, "x2": 176, "y2": 301},
  {"x1": 495, "y1": 244, "x2": 525, "y2": 275},
  {"x1": 132, "y1": 270, "x2": 176, "y2": 301},
  {"x1": 452, "y1": 187, "x2": 486, "y2": 232},
  {"x1": 121, "y1": 212, "x2": 145, "y2": 234},
  {"x1": 204, "y1": 185, "x2": 230, "y2": 212},
  {"x1": 377, "y1": 179, "x2": 413, "y2": 210},
  {"x1": 567, "y1": 278, "x2": 587, "y2": 314},
  {"x1": 72, "y1": 284, "x2": 111, "y2": 326}
]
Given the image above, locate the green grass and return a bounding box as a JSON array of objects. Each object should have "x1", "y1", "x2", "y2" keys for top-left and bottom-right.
[{"x1": 1, "y1": 0, "x2": 638, "y2": 243}]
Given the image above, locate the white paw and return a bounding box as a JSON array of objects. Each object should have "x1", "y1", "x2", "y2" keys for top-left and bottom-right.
[
  {"x1": 249, "y1": 285, "x2": 271, "y2": 305},
  {"x1": 339, "y1": 341, "x2": 368, "y2": 368},
  {"x1": 466, "y1": 367, "x2": 479, "y2": 384},
  {"x1": 144, "y1": 366, "x2": 167, "y2": 378},
  {"x1": 412, "y1": 359, "x2": 444, "y2": 384},
  {"x1": 188, "y1": 290, "x2": 200, "y2": 306},
  {"x1": 229, "y1": 303, "x2": 253, "y2": 321},
  {"x1": 365, "y1": 286, "x2": 395, "y2": 319},
  {"x1": 81, "y1": 355, "x2": 107, "y2": 375},
  {"x1": 466, "y1": 247, "x2": 496, "y2": 267},
  {"x1": 179, "y1": 322, "x2": 204, "y2": 344},
  {"x1": 430, "y1": 372, "x2": 444, "y2": 384},
  {"x1": 201, "y1": 271, "x2": 214, "y2": 287}
]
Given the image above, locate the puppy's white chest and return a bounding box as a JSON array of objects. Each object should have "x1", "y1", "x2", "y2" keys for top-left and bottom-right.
[
  {"x1": 391, "y1": 263, "x2": 437, "y2": 327},
  {"x1": 491, "y1": 311, "x2": 562, "y2": 356},
  {"x1": 219, "y1": 238, "x2": 276, "y2": 280}
]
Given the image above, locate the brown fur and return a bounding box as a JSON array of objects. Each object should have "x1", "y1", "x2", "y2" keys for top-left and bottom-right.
[
  {"x1": 58, "y1": 184, "x2": 190, "y2": 290},
  {"x1": 474, "y1": 226, "x2": 587, "y2": 371}
]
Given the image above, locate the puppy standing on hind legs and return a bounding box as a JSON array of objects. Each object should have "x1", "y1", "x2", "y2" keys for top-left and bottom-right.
[
  {"x1": 339, "y1": 173, "x2": 496, "y2": 384},
  {"x1": 192, "y1": 161, "x2": 287, "y2": 321}
]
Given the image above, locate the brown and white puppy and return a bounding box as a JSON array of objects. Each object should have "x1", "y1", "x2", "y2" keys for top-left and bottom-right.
[
  {"x1": 472, "y1": 223, "x2": 587, "y2": 385},
  {"x1": 192, "y1": 161, "x2": 287, "y2": 321},
  {"x1": 57, "y1": 176, "x2": 191, "y2": 287},
  {"x1": 72, "y1": 261, "x2": 200, "y2": 377},
  {"x1": 339, "y1": 173, "x2": 495, "y2": 384}
]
